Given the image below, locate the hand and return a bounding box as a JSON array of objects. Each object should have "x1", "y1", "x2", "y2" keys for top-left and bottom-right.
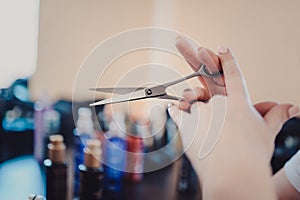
[
  {"x1": 168, "y1": 46, "x2": 299, "y2": 199},
  {"x1": 176, "y1": 37, "x2": 288, "y2": 116}
]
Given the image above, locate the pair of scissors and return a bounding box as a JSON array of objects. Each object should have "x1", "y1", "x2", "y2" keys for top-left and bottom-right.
[{"x1": 89, "y1": 64, "x2": 223, "y2": 106}]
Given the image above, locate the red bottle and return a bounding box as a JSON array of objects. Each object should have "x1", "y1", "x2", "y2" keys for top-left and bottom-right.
[{"x1": 126, "y1": 134, "x2": 144, "y2": 182}]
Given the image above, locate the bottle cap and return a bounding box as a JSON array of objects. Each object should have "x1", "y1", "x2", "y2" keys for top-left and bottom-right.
[
  {"x1": 43, "y1": 109, "x2": 61, "y2": 134},
  {"x1": 76, "y1": 107, "x2": 94, "y2": 135},
  {"x1": 48, "y1": 134, "x2": 66, "y2": 163},
  {"x1": 84, "y1": 139, "x2": 102, "y2": 168},
  {"x1": 108, "y1": 113, "x2": 126, "y2": 138}
]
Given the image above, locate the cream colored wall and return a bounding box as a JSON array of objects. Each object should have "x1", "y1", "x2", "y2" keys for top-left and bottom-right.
[
  {"x1": 166, "y1": 0, "x2": 300, "y2": 106},
  {"x1": 30, "y1": 0, "x2": 300, "y2": 107},
  {"x1": 30, "y1": 0, "x2": 154, "y2": 102}
]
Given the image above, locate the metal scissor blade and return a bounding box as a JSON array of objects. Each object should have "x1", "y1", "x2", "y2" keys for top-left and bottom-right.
[
  {"x1": 89, "y1": 89, "x2": 147, "y2": 106},
  {"x1": 162, "y1": 64, "x2": 223, "y2": 88},
  {"x1": 158, "y1": 95, "x2": 183, "y2": 101},
  {"x1": 89, "y1": 87, "x2": 146, "y2": 94}
]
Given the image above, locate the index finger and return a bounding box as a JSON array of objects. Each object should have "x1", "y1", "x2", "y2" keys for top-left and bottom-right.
[{"x1": 175, "y1": 36, "x2": 222, "y2": 95}]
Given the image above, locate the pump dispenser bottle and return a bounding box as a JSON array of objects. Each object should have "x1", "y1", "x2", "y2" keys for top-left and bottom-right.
[
  {"x1": 79, "y1": 139, "x2": 104, "y2": 200},
  {"x1": 43, "y1": 135, "x2": 68, "y2": 200}
]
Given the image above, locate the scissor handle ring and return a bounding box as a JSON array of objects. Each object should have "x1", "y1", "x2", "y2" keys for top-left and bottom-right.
[{"x1": 201, "y1": 64, "x2": 223, "y2": 78}]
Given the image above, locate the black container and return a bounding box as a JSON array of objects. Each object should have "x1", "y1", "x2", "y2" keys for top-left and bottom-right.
[
  {"x1": 177, "y1": 155, "x2": 198, "y2": 193},
  {"x1": 44, "y1": 159, "x2": 67, "y2": 200},
  {"x1": 79, "y1": 165, "x2": 104, "y2": 200},
  {"x1": 43, "y1": 135, "x2": 68, "y2": 200}
]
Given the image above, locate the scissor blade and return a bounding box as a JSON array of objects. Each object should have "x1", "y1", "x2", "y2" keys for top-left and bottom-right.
[
  {"x1": 158, "y1": 95, "x2": 183, "y2": 101},
  {"x1": 90, "y1": 89, "x2": 147, "y2": 106},
  {"x1": 89, "y1": 87, "x2": 146, "y2": 94}
]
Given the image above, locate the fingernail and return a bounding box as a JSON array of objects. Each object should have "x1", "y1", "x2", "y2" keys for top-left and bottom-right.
[
  {"x1": 217, "y1": 45, "x2": 228, "y2": 54},
  {"x1": 288, "y1": 105, "x2": 299, "y2": 118},
  {"x1": 176, "y1": 35, "x2": 183, "y2": 40},
  {"x1": 168, "y1": 103, "x2": 175, "y2": 108},
  {"x1": 197, "y1": 47, "x2": 206, "y2": 54},
  {"x1": 184, "y1": 88, "x2": 192, "y2": 92}
]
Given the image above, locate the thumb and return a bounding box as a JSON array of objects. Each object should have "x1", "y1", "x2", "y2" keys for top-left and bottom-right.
[{"x1": 264, "y1": 104, "x2": 299, "y2": 135}]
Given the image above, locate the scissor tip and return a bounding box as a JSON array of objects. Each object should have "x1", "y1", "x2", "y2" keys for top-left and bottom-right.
[{"x1": 89, "y1": 102, "x2": 97, "y2": 107}]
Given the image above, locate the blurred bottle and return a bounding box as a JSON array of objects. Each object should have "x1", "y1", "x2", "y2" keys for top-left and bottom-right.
[
  {"x1": 177, "y1": 154, "x2": 197, "y2": 193},
  {"x1": 127, "y1": 114, "x2": 153, "y2": 153},
  {"x1": 126, "y1": 135, "x2": 144, "y2": 182},
  {"x1": 103, "y1": 114, "x2": 127, "y2": 195},
  {"x1": 42, "y1": 109, "x2": 61, "y2": 160},
  {"x1": 149, "y1": 106, "x2": 167, "y2": 150},
  {"x1": 79, "y1": 139, "x2": 104, "y2": 200},
  {"x1": 34, "y1": 93, "x2": 51, "y2": 163},
  {"x1": 2, "y1": 106, "x2": 34, "y2": 131},
  {"x1": 125, "y1": 116, "x2": 144, "y2": 182},
  {"x1": 73, "y1": 107, "x2": 95, "y2": 198},
  {"x1": 43, "y1": 135, "x2": 68, "y2": 200},
  {"x1": 164, "y1": 110, "x2": 181, "y2": 158},
  {"x1": 97, "y1": 108, "x2": 110, "y2": 133}
]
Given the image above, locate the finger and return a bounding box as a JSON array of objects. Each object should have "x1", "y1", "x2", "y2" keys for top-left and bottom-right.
[
  {"x1": 182, "y1": 87, "x2": 209, "y2": 103},
  {"x1": 179, "y1": 87, "x2": 209, "y2": 112},
  {"x1": 264, "y1": 104, "x2": 299, "y2": 135},
  {"x1": 197, "y1": 47, "x2": 225, "y2": 86},
  {"x1": 168, "y1": 103, "x2": 190, "y2": 126},
  {"x1": 254, "y1": 101, "x2": 278, "y2": 116},
  {"x1": 217, "y1": 46, "x2": 249, "y2": 99},
  {"x1": 197, "y1": 48, "x2": 226, "y2": 95},
  {"x1": 175, "y1": 36, "x2": 211, "y2": 89},
  {"x1": 175, "y1": 36, "x2": 219, "y2": 94},
  {"x1": 178, "y1": 99, "x2": 191, "y2": 112},
  {"x1": 175, "y1": 36, "x2": 201, "y2": 71}
]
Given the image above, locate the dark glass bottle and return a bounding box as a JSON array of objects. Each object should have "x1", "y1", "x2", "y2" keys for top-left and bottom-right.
[
  {"x1": 43, "y1": 135, "x2": 68, "y2": 200},
  {"x1": 73, "y1": 107, "x2": 94, "y2": 197},
  {"x1": 79, "y1": 139, "x2": 104, "y2": 200},
  {"x1": 177, "y1": 154, "x2": 197, "y2": 193}
]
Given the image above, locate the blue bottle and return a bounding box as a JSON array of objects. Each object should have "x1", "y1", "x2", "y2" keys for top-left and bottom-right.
[
  {"x1": 73, "y1": 107, "x2": 94, "y2": 198},
  {"x1": 103, "y1": 114, "x2": 127, "y2": 196}
]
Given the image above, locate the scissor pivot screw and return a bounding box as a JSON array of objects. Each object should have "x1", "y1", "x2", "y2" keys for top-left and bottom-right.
[{"x1": 146, "y1": 89, "x2": 152, "y2": 95}]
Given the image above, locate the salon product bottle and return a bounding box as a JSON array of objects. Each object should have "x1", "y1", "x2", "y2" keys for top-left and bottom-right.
[
  {"x1": 34, "y1": 93, "x2": 51, "y2": 163},
  {"x1": 42, "y1": 109, "x2": 61, "y2": 160},
  {"x1": 126, "y1": 134, "x2": 144, "y2": 182},
  {"x1": 177, "y1": 154, "x2": 197, "y2": 193},
  {"x1": 125, "y1": 117, "x2": 145, "y2": 182},
  {"x1": 103, "y1": 114, "x2": 127, "y2": 193},
  {"x1": 150, "y1": 106, "x2": 167, "y2": 150},
  {"x1": 164, "y1": 110, "x2": 180, "y2": 157},
  {"x1": 79, "y1": 139, "x2": 104, "y2": 200},
  {"x1": 43, "y1": 135, "x2": 68, "y2": 200},
  {"x1": 73, "y1": 107, "x2": 94, "y2": 197},
  {"x1": 127, "y1": 114, "x2": 153, "y2": 153}
]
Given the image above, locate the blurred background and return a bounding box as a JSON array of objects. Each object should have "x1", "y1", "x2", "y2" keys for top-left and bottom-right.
[
  {"x1": 0, "y1": 0, "x2": 300, "y2": 199},
  {"x1": 30, "y1": 0, "x2": 300, "y2": 105}
]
